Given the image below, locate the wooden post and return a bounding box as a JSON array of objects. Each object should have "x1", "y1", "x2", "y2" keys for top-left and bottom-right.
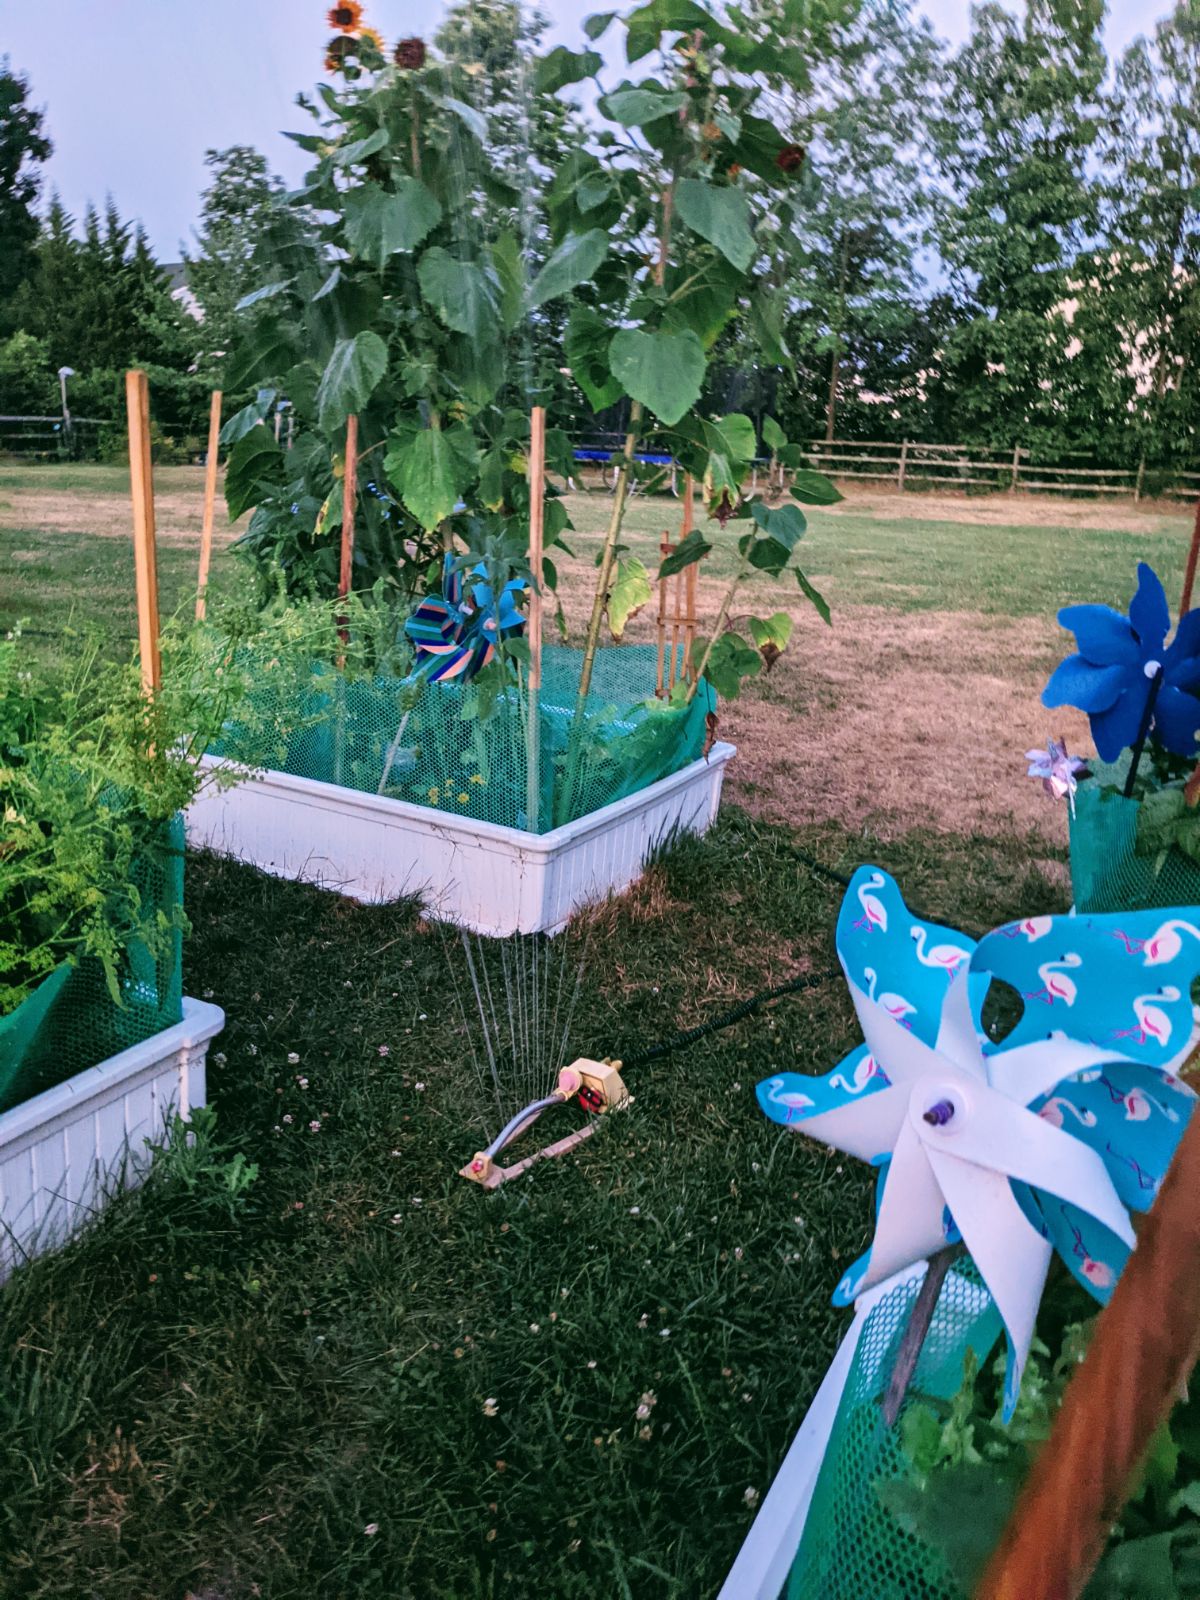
[
  {"x1": 1181, "y1": 495, "x2": 1200, "y2": 616},
  {"x1": 681, "y1": 474, "x2": 697, "y2": 681},
  {"x1": 195, "y1": 389, "x2": 222, "y2": 621},
  {"x1": 526, "y1": 405, "x2": 546, "y2": 831},
  {"x1": 977, "y1": 1099, "x2": 1200, "y2": 1600},
  {"x1": 1009, "y1": 443, "x2": 1021, "y2": 494},
  {"x1": 125, "y1": 369, "x2": 161, "y2": 693},
  {"x1": 339, "y1": 414, "x2": 359, "y2": 602},
  {"x1": 1134, "y1": 455, "x2": 1146, "y2": 503},
  {"x1": 656, "y1": 534, "x2": 672, "y2": 698},
  {"x1": 897, "y1": 438, "x2": 909, "y2": 493}
]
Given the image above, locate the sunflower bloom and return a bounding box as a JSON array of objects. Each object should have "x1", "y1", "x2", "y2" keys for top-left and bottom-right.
[
  {"x1": 394, "y1": 36, "x2": 427, "y2": 69},
  {"x1": 358, "y1": 25, "x2": 385, "y2": 52},
  {"x1": 327, "y1": 2, "x2": 363, "y2": 31}
]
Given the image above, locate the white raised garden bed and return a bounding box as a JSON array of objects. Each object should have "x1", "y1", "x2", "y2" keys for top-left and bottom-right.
[
  {"x1": 0, "y1": 997, "x2": 224, "y2": 1278},
  {"x1": 186, "y1": 742, "x2": 736, "y2": 937}
]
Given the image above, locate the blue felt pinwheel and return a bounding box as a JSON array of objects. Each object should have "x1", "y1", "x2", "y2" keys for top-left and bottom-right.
[
  {"x1": 405, "y1": 554, "x2": 526, "y2": 683},
  {"x1": 757, "y1": 866, "x2": 1200, "y2": 1416},
  {"x1": 1042, "y1": 561, "x2": 1200, "y2": 761}
]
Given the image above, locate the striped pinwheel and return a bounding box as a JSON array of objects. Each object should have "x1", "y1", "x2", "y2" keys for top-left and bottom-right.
[
  {"x1": 405, "y1": 554, "x2": 526, "y2": 683},
  {"x1": 758, "y1": 866, "x2": 1200, "y2": 1417}
]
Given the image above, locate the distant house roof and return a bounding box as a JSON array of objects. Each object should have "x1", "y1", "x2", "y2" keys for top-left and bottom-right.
[{"x1": 161, "y1": 261, "x2": 203, "y2": 322}]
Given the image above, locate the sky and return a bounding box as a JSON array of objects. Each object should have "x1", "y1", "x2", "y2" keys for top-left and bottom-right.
[{"x1": 0, "y1": 0, "x2": 1170, "y2": 263}]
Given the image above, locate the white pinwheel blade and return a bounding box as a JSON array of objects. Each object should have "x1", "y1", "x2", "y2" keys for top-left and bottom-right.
[
  {"x1": 847, "y1": 979, "x2": 970, "y2": 1091},
  {"x1": 857, "y1": 1117, "x2": 950, "y2": 1291},
  {"x1": 793, "y1": 1083, "x2": 912, "y2": 1164},
  {"x1": 934, "y1": 965, "x2": 988, "y2": 1080},
  {"x1": 926, "y1": 1144, "x2": 1053, "y2": 1415},
  {"x1": 988, "y1": 1039, "x2": 1142, "y2": 1112},
  {"x1": 914, "y1": 1081, "x2": 1135, "y2": 1251}
]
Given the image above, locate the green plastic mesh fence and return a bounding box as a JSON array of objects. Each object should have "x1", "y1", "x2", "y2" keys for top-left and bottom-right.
[
  {"x1": 788, "y1": 1265, "x2": 1002, "y2": 1600},
  {"x1": 1069, "y1": 780, "x2": 1200, "y2": 914},
  {"x1": 0, "y1": 815, "x2": 185, "y2": 1116},
  {"x1": 214, "y1": 643, "x2": 714, "y2": 835}
]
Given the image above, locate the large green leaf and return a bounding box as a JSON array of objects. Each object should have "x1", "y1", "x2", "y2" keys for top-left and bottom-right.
[
  {"x1": 491, "y1": 230, "x2": 526, "y2": 331},
  {"x1": 527, "y1": 229, "x2": 609, "y2": 310},
  {"x1": 226, "y1": 318, "x2": 296, "y2": 390},
  {"x1": 417, "y1": 248, "x2": 500, "y2": 341},
  {"x1": 608, "y1": 327, "x2": 705, "y2": 426},
  {"x1": 584, "y1": 11, "x2": 617, "y2": 39},
  {"x1": 674, "y1": 179, "x2": 756, "y2": 272},
  {"x1": 791, "y1": 468, "x2": 843, "y2": 506},
  {"x1": 600, "y1": 87, "x2": 687, "y2": 126},
  {"x1": 750, "y1": 499, "x2": 807, "y2": 549},
  {"x1": 607, "y1": 557, "x2": 652, "y2": 640},
  {"x1": 224, "y1": 427, "x2": 284, "y2": 521},
  {"x1": 748, "y1": 612, "x2": 794, "y2": 668},
  {"x1": 315, "y1": 330, "x2": 388, "y2": 431},
  {"x1": 343, "y1": 179, "x2": 442, "y2": 269},
  {"x1": 658, "y1": 527, "x2": 712, "y2": 578},
  {"x1": 625, "y1": 0, "x2": 724, "y2": 61},
  {"x1": 700, "y1": 631, "x2": 761, "y2": 699},
  {"x1": 795, "y1": 566, "x2": 831, "y2": 624},
  {"x1": 762, "y1": 415, "x2": 787, "y2": 452},
  {"x1": 565, "y1": 307, "x2": 623, "y2": 412},
  {"x1": 233, "y1": 280, "x2": 291, "y2": 312},
  {"x1": 438, "y1": 96, "x2": 489, "y2": 143},
  {"x1": 384, "y1": 424, "x2": 477, "y2": 533},
  {"x1": 537, "y1": 46, "x2": 603, "y2": 93},
  {"x1": 332, "y1": 127, "x2": 389, "y2": 166}
]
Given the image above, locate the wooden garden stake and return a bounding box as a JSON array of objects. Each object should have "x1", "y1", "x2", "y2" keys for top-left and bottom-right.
[
  {"x1": 682, "y1": 474, "x2": 697, "y2": 681},
  {"x1": 195, "y1": 388, "x2": 222, "y2": 621},
  {"x1": 339, "y1": 413, "x2": 359, "y2": 604},
  {"x1": 1180, "y1": 494, "x2": 1200, "y2": 615},
  {"x1": 526, "y1": 405, "x2": 546, "y2": 831},
  {"x1": 656, "y1": 534, "x2": 672, "y2": 698},
  {"x1": 977, "y1": 1079, "x2": 1200, "y2": 1600},
  {"x1": 125, "y1": 369, "x2": 161, "y2": 694}
]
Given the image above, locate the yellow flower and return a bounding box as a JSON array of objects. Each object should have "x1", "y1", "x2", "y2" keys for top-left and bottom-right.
[
  {"x1": 469, "y1": 773, "x2": 485, "y2": 785},
  {"x1": 427, "y1": 787, "x2": 440, "y2": 803},
  {"x1": 457, "y1": 792, "x2": 469, "y2": 804},
  {"x1": 358, "y1": 25, "x2": 385, "y2": 52}
]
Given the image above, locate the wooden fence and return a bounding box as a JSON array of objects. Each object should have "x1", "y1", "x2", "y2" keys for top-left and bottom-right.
[{"x1": 804, "y1": 439, "x2": 1200, "y2": 502}]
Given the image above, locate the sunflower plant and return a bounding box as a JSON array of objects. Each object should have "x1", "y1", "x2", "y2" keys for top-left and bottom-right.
[{"x1": 222, "y1": 0, "x2": 848, "y2": 710}]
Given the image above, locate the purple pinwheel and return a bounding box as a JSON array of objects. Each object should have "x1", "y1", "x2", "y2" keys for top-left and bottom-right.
[
  {"x1": 1025, "y1": 737, "x2": 1089, "y2": 811},
  {"x1": 1042, "y1": 563, "x2": 1200, "y2": 762}
]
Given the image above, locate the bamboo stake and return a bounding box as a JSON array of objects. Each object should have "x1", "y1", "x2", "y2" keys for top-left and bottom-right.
[
  {"x1": 668, "y1": 568, "x2": 683, "y2": 693},
  {"x1": 125, "y1": 370, "x2": 161, "y2": 694},
  {"x1": 526, "y1": 406, "x2": 546, "y2": 832},
  {"x1": 681, "y1": 474, "x2": 697, "y2": 681},
  {"x1": 195, "y1": 389, "x2": 222, "y2": 621},
  {"x1": 977, "y1": 1093, "x2": 1200, "y2": 1600},
  {"x1": 339, "y1": 414, "x2": 359, "y2": 602},
  {"x1": 655, "y1": 535, "x2": 672, "y2": 698}
]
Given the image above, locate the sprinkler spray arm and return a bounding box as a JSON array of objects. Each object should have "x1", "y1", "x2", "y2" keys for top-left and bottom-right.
[{"x1": 463, "y1": 1060, "x2": 629, "y2": 1189}]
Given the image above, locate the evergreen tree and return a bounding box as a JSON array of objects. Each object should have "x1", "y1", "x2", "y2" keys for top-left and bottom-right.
[
  {"x1": 930, "y1": 0, "x2": 1106, "y2": 453},
  {"x1": 183, "y1": 145, "x2": 286, "y2": 357},
  {"x1": 0, "y1": 59, "x2": 52, "y2": 335}
]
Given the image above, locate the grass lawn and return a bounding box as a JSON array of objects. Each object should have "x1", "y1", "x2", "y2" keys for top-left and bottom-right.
[{"x1": 0, "y1": 464, "x2": 1191, "y2": 1597}]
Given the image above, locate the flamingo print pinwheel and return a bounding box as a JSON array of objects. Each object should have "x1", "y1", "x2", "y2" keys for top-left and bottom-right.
[
  {"x1": 758, "y1": 867, "x2": 1200, "y2": 1416},
  {"x1": 405, "y1": 554, "x2": 526, "y2": 683}
]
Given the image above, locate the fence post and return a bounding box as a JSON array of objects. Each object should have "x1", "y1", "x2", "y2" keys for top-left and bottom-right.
[
  {"x1": 897, "y1": 439, "x2": 909, "y2": 492},
  {"x1": 1009, "y1": 444, "x2": 1021, "y2": 494},
  {"x1": 1135, "y1": 456, "x2": 1146, "y2": 503}
]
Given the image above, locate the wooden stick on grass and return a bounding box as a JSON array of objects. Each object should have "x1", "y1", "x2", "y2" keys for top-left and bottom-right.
[
  {"x1": 195, "y1": 389, "x2": 222, "y2": 621},
  {"x1": 526, "y1": 405, "x2": 546, "y2": 831},
  {"x1": 125, "y1": 369, "x2": 161, "y2": 694}
]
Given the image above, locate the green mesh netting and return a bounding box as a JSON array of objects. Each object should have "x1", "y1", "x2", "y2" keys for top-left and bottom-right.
[
  {"x1": 214, "y1": 643, "x2": 714, "y2": 835},
  {"x1": 1069, "y1": 781, "x2": 1200, "y2": 914},
  {"x1": 788, "y1": 1265, "x2": 1002, "y2": 1600},
  {"x1": 0, "y1": 815, "x2": 185, "y2": 1116}
]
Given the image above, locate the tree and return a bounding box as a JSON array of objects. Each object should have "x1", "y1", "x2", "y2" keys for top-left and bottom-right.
[
  {"x1": 1083, "y1": 2, "x2": 1200, "y2": 474},
  {"x1": 0, "y1": 60, "x2": 51, "y2": 334},
  {"x1": 930, "y1": 0, "x2": 1106, "y2": 453},
  {"x1": 183, "y1": 146, "x2": 287, "y2": 357},
  {"x1": 779, "y1": 0, "x2": 943, "y2": 442}
]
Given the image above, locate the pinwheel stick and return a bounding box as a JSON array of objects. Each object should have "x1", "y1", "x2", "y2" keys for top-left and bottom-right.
[
  {"x1": 1122, "y1": 665, "x2": 1163, "y2": 799},
  {"x1": 977, "y1": 1079, "x2": 1200, "y2": 1600},
  {"x1": 882, "y1": 1244, "x2": 962, "y2": 1428}
]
